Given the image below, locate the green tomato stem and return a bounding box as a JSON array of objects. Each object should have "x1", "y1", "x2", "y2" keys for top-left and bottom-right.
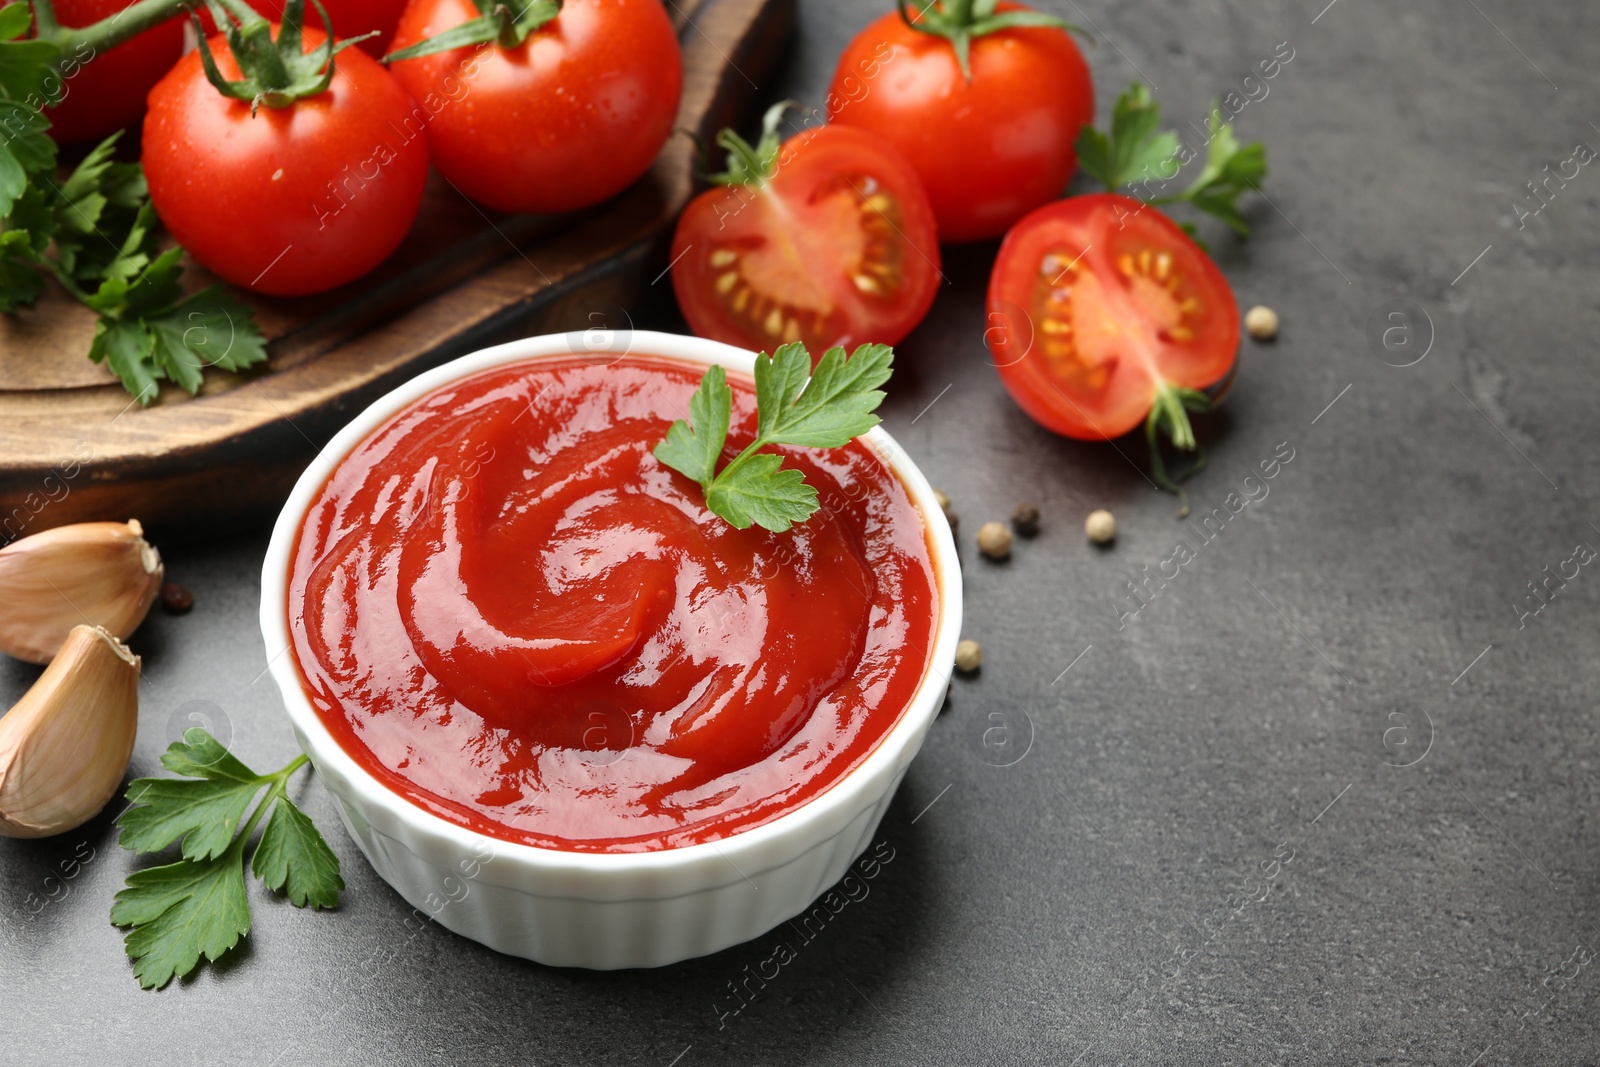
[
  {"x1": 31, "y1": 0, "x2": 60, "y2": 37},
  {"x1": 1144, "y1": 380, "x2": 1213, "y2": 515},
  {"x1": 51, "y1": 0, "x2": 195, "y2": 66},
  {"x1": 212, "y1": 0, "x2": 269, "y2": 32},
  {"x1": 210, "y1": 0, "x2": 296, "y2": 90}
]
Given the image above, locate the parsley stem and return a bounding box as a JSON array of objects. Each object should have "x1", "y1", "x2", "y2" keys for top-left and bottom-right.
[
  {"x1": 232, "y1": 753, "x2": 311, "y2": 853},
  {"x1": 44, "y1": 261, "x2": 90, "y2": 303},
  {"x1": 710, "y1": 437, "x2": 769, "y2": 489}
]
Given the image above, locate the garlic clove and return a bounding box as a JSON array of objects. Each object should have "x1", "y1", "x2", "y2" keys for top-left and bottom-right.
[
  {"x1": 0, "y1": 520, "x2": 163, "y2": 665},
  {"x1": 0, "y1": 624, "x2": 140, "y2": 838}
]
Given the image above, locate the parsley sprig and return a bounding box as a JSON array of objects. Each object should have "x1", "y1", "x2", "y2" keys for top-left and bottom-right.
[
  {"x1": 111, "y1": 729, "x2": 343, "y2": 990},
  {"x1": 654, "y1": 342, "x2": 893, "y2": 532},
  {"x1": 1076, "y1": 82, "x2": 1269, "y2": 238},
  {"x1": 0, "y1": 0, "x2": 267, "y2": 404}
]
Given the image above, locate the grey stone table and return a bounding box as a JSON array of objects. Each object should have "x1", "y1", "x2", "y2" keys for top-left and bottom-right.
[{"x1": 4, "y1": 0, "x2": 1597, "y2": 1063}]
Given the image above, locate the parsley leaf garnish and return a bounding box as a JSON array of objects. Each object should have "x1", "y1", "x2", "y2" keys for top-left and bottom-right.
[
  {"x1": 653, "y1": 342, "x2": 894, "y2": 532},
  {"x1": 1076, "y1": 82, "x2": 1269, "y2": 238},
  {"x1": 653, "y1": 363, "x2": 732, "y2": 487},
  {"x1": 111, "y1": 729, "x2": 344, "y2": 989}
]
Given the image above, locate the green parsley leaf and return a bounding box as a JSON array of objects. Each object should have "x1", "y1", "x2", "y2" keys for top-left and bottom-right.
[
  {"x1": 112, "y1": 729, "x2": 344, "y2": 989},
  {"x1": 119, "y1": 731, "x2": 268, "y2": 861},
  {"x1": 706, "y1": 451, "x2": 819, "y2": 532},
  {"x1": 0, "y1": 117, "x2": 266, "y2": 403},
  {"x1": 0, "y1": 99, "x2": 56, "y2": 216},
  {"x1": 83, "y1": 245, "x2": 184, "y2": 317},
  {"x1": 0, "y1": 2, "x2": 61, "y2": 106},
  {"x1": 155, "y1": 285, "x2": 269, "y2": 372},
  {"x1": 1076, "y1": 82, "x2": 1268, "y2": 237},
  {"x1": 758, "y1": 341, "x2": 892, "y2": 448},
  {"x1": 753, "y1": 341, "x2": 813, "y2": 440},
  {"x1": 110, "y1": 851, "x2": 252, "y2": 990},
  {"x1": 0, "y1": 1, "x2": 31, "y2": 38},
  {"x1": 157, "y1": 727, "x2": 258, "y2": 779},
  {"x1": 0, "y1": 225, "x2": 46, "y2": 310},
  {"x1": 1166, "y1": 106, "x2": 1269, "y2": 236},
  {"x1": 119, "y1": 777, "x2": 264, "y2": 862},
  {"x1": 652, "y1": 363, "x2": 731, "y2": 489},
  {"x1": 87, "y1": 318, "x2": 158, "y2": 404},
  {"x1": 53, "y1": 133, "x2": 153, "y2": 284},
  {"x1": 251, "y1": 796, "x2": 345, "y2": 909},
  {"x1": 655, "y1": 342, "x2": 894, "y2": 532},
  {"x1": 83, "y1": 252, "x2": 268, "y2": 404},
  {"x1": 1074, "y1": 83, "x2": 1179, "y2": 191}
]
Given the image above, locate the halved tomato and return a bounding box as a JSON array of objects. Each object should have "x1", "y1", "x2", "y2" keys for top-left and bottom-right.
[
  {"x1": 671, "y1": 119, "x2": 941, "y2": 354},
  {"x1": 986, "y1": 193, "x2": 1239, "y2": 451}
]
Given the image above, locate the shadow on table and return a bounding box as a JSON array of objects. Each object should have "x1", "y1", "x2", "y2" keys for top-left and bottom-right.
[{"x1": 547, "y1": 785, "x2": 940, "y2": 1057}]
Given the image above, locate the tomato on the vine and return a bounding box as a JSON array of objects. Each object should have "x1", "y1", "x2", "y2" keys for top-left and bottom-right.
[
  {"x1": 670, "y1": 106, "x2": 941, "y2": 354},
  {"x1": 42, "y1": 0, "x2": 183, "y2": 145},
  {"x1": 986, "y1": 194, "x2": 1239, "y2": 474},
  {"x1": 387, "y1": 0, "x2": 681, "y2": 215},
  {"x1": 828, "y1": 1, "x2": 1093, "y2": 243},
  {"x1": 142, "y1": 24, "x2": 428, "y2": 296}
]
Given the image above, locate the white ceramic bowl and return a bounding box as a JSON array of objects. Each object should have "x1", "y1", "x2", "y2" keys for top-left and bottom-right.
[{"x1": 259, "y1": 330, "x2": 961, "y2": 969}]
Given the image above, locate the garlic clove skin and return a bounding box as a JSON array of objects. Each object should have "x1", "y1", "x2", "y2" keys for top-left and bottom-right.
[
  {"x1": 0, "y1": 624, "x2": 140, "y2": 838},
  {"x1": 0, "y1": 520, "x2": 163, "y2": 665}
]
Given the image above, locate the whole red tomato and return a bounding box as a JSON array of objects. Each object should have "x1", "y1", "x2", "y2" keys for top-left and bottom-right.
[
  {"x1": 142, "y1": 28, "x2": 428, "y2": 296},
  {"x1": 199, "y1": 0, "x2": 408, "y2": 57},
  {"x1": 42, "y1": 0, "x2": 183, "y2": 145},
  {"x1": 387, "y1": 0, "x2": 682, "y2": 214},
  {"x1": 828, "y1": 3, "x2": 1093, "y2": 243},
  {"x1": 986, "y1": 194, "x2": 1239, "y2": 441},
  {"x1": 672, "y1": 121, "x2": 941, "y2": 353}
]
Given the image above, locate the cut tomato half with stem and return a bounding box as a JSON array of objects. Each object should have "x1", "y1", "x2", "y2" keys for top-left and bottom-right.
[
  {"x1": 986, "y1": 193, "x2": 1240, "y2": 497},
  {"x1": 671, "y1": 106, "x2": 941, "y2": 355}
]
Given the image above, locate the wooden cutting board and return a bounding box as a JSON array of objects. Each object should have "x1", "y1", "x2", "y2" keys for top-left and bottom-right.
[{"x1": 0, "y1": 0, "x2": 792, "y2": 542}]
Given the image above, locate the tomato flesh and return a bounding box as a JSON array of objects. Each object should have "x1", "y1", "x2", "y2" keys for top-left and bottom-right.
[
  {"x1": 672, "y1": 125, "x2": 941, "y2": 353},
  {"x1": 987, "y1": 194, "x2": 1240, "y2": 439}
]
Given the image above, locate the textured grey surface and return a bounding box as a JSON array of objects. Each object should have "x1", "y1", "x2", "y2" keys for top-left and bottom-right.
[{"x1": 4, "y1": 0, "x2": 1599, "y2": 1063}]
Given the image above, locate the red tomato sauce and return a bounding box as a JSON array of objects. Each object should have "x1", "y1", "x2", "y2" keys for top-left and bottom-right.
[{"x1": 287, "y1": 354, "x2": 939, "y2": 852}]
